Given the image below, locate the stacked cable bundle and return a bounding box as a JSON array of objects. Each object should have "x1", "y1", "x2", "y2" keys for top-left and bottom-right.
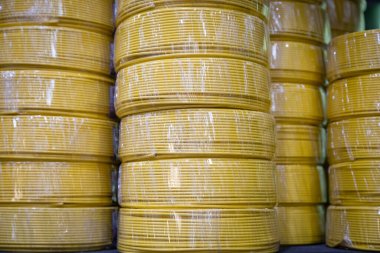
[
  {"x1": 0, "y1": 1, "x2": 115, "y2": 252},
  {"x1": 326, "y1": 29, "x2": 380, "y2": 251},
  {"x1": 269, "y1": 0, "x2": 327, "y2": 245},
  {"x1": 115, "y1": 0, "x2": 279, "y2": 252}
]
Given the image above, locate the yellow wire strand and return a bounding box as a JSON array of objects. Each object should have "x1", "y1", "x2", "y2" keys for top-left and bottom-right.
[
  {"x1": 119, "y1": 109, "x2": 275, "y2": 162},
  {"x1": 327, "y1": 205, "x2": 380, "y2": 251},
  {"x1": 115, "y1": 57, "x2": 270, "y2": 117},
  {"x1": 118, "y1": 208, "x2": 279, "y2": 253}
]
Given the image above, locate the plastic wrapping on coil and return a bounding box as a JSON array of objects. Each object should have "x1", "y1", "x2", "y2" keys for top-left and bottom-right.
[
  {"x1": 119, "y1": 158, "x2": 276, "y2": 208},
  {"x1": 115, "y1": 57, "x2": 270, "y2": 117},
  {"x1": 118, "y1": 208, "x2": 279, "y2": 252},
  {"x1": 0, "y1": 207, "x2": 115, "y2": 252},
  {"x1": 118, "y1": 109, "x2": 275, "y2": 162},
  {"x1": 327, "y1": 206, "x2": 380, "y2": 251}
]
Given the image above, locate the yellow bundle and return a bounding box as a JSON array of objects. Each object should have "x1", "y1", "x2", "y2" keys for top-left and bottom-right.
[
  {"x1": 0, "y1": 70, "x2": 112, "y2": 119},
  {"x1": 327, "y1": 206, "x2": 380, "y2": 251},
  {"x1": 278, "y1": 205, "x2": 325, "y2": 245},
  {"x1": 114, "y1": 7, "x2": 268, "y2": 70},
  {"x1": 0, "y1": 207, "x2": 114, "y2": 252},
  {"x1": 329, "y1": 160, "x2": 380, "y2": 205},
  {"x1": 119, "y1": 158, "x2": 276, "y2": 208},
  {"x1": 0, "y1": 0, "x2": 114, "y2": 33},
  {"x1": 328, "y1": 116, "x2": 380, "y2": 164},
  {"x1": 0, "y1": 115, "x2": 114, "y2": 162},
  {"x1": 0, "y1": 26, "x2": 111, "y2": 75},
  {"x1": 270, "y1": 40, "x2": 325, "y2": 85},
  {"x1": 271, "y1": 82, "x2": 324, "y2": 125},
  {"x1": 119, "y1": 109, "x2": 275, "y2": 162},
  {"x1": 118, "y1": 208, "x2": 279, "y2": 252},
  {"x1": 116, "y1": 57, "x2": 270, "y2": 117}
]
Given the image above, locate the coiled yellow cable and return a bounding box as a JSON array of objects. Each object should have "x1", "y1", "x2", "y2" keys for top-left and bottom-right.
[
  {"x1": 0, "y1": 162, "x2": 112, "y2": 205},
  {"x1": 116, "y1": 57, "x2": 270, "y2": 117},
  {"x1": 271, "y1": 82, "x2": 324, "y2": 125},
  {"x1": 329, "y1": 160, "x2": 380, "y2": 206},
  {"x1": 114, "y1": 7, "x2": 268, "y2": 70},
  {"x1": 0, "y1": 0, "x2": 114, "y2": 34},
  {"x1": 0, "y1": 115, "x2": 114, "y2": 163},
  {"x1": 118, "y1": 208, "x2": 279, "y2": 253},
  {"x1": 270, "y1": 40, "x2": 325, "y2": 85},
  {"x1": 327, "y1": 206, "x2": 380, "y2": 251},
  {"x1": 119, "y1": 109, "x2": 275, "y2": 162},
  {"x1": 119, "y1": 158, "x2": 276, "y2": 208},
  {"x1": 276, "y1": 165, "x2": 326, "y2": 204},
  {"x1": 327, "y1": 29, "x2": 380, "y2": 82},
  {"x1": 327, "y1": 116, "x2": 380, "y2": 164},
  {"x1": 269, "y1": 1, "x2": 325, "y2": 44},
  {"x1": 0, "y1": 69, "x2": 113, "y2": 119},
  {"x1": 278, "y1": 205, "x2": 325, "y2": 245},
  {"x1": 0, "y1": 207, "x2": 115, "y2": 252},
  {"x1": 0, "y1": 26, "x2": 112, "y2": 75}
]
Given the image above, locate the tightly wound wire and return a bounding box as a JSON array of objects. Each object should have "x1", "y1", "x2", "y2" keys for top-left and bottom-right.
[
  {"x1": 327, "y1": 206, "x2": 380, "y2": 251},
  {"x1": 0, "y1": 26, "x2": 112, "y2": 75},
  {"x1": 119, "y1": 158, "x2": 276, "y2": 208},
  {"x1": 116, "y1": 57, "x2": 270, "y2": 117},
  {"x1": 0, "y1": 0, "x2": 114, "y2": 33},
  {"x1": 0, "y1": 207, "x2": 115, "y2": 252},
  {"x1": 116, "y1": 0, "x2": 270, "y2": 24},
  {"x1": 329, "y1": 160, "x2": 380, "y2": 206},
  {"x1": 0, "y1": 70, "x2": 113, "y2": 119},
  {"x1": 118, "y1": 208, "x2": 279, "y2": 253},
  {"x1": 276, "y1": 165, "x2": 326, "y2": 204},
  {"x1": 278, "y1": 205, "x2": 325, "y2": 245},
  {"x1": 327, "y1": 116, "x2": 380, "y2": 164},
  {"x1": 0, "y1": 115, "x2": 114, "y2": 163},
  {"x1": 0, "y1": 162, "x2": 113, "y2": 205},
  {"x1": 270, "y1": 40, "x2": 325, "y2": 85},
  {"x1": 119, "y1": 109, "x2": 275, "y2": 162},
  {"x1": 114, "y1": 7, "x2": 269, "y2": 70},
  {"x1": 271, "y1": 82, "x2": 324, "y2": 126},
  {"x1": 269, "y1": 1, "x2": 325, "y2": 44},
  {"x1": 327, "y1": 29, "x2": 380, "y2": 82}
]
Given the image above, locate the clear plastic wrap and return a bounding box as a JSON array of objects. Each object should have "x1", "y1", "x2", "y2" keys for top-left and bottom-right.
[
  {"x1": 0, "y1": 207, "x2": 115, "y2": 252},
  {"x1": 115, "y1": 57, "x2": 270, "y2": 117},
  {"x1": 118, "y1": 208, "x2": 279, "y2": 252},
  {"x1": 118, "y1": 109, "x2": 275, "y2": 162},
  {"x1": 118, "y1": 158, "x2": 276, "y2": 208},
  {"x1": 327, "y1": 206, "x2": 380, "y2": 251}
]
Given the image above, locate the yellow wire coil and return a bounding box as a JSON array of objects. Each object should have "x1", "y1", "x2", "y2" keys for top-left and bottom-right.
[
  {"x1": 118, "y1": 208, "x2": 279, "y2": 253},
  {"x1": 329, "y1": 160, "x2": 380, "y2": 206},
  {"x1": 0, "y1": 207, "x2": 114, "y2": 252},
  {"x1": 116, "y1": 57, "x2": 270, "y2": 117},
  {"x1": 276, "y1": 165, "x2": 326, "y2": 204},
  {"x1": 327, "y1": 116, "x2": 380, "y2": 164},
  {"x1": 0, "y1": 26, "x2": 112, "y2": 75},
  {"x1": 0, "y1": 162, "x2": 112, "y2": 206},
  {"x1": 0, "y1": 115, "x2": 114, "y2": 163},
  {"x1": 271, "y1": 82, "x2": 324, "y2": 125},
  {"x1": 327, "y1": 29, "x2": 380, "y2": 82},
  {"x1": 0, "y1": 69, "x2": 113, "y2": 119},
  {"x1": 119, "y1": 109, "x2": 275, "y2": 162},
  {"x1": 327, "y1": 205, "x2": 380, "y2": 251},
  {"x1": 0, "y1": 0, "x2": 114, "y2": 34},
  {"x1": 119, "y1": 158, "x2": 276, "y2": 208},
  {"x1": 327, "y1": 73, "x2": 380, "y2": 122},
  {"x1": 114, "y1": 7, "x2": 269, "y2": 70},
  {"x1": 269, "y1": 1, "x2": 325, "y2": 44},
  {"x1": 275, "y1": 124, "x2": 323, "y2": 164},
  {"x1": 278, "y1": 205, "x2": 325, "y2": 245},
  {"x1": 116, "y1": 0, "x2": 270, "y2": 24},
  {"x1": 270, "y1": 40, "x2": 325, "y2": 85}
]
